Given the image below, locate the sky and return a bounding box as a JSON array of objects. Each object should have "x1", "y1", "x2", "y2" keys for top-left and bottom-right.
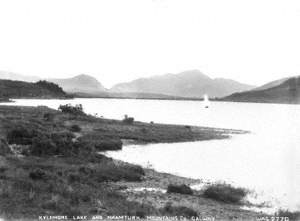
[{"x1": 0, "y1": 0, "x2": 300, "y2": 88}]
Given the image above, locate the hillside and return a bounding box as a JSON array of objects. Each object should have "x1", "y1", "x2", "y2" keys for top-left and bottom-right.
[
  {"x1": 252, "y1": 76, "x2": 298, "y2": 91},
  {"x1": 222, "y1": 77, "x2": 300, "y2": 104},
  {"x1": 0, "y1": 80, "x2": 68, "y2": 99},
  {"x1": 110, "y1": 70, "x2": 255, "y2": 98},
  {"x1": 0, "y1": 71, "x2": 107, "y2": 95},
  {"x1": 48, "y1": 74, "x2": 106, "y2": 94}
]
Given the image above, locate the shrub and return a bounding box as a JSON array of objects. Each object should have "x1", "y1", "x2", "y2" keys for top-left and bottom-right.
[
  {"x1": 276, "y1": 209, "x2": 300, "y2": 221},
  {"x1": 58, "y1": 104, "x2": 85, "y2": 115},
  {"x1": 78, "y1": 166, "x2": 94, "y2": 175},
  {"x1": 68, "y1": 173, "x2": 81, "y2": 183},
  {"x1": 43, "y1": 113, "x2": 54, "y2": 121},
  {"x1": 94, "y1": 163, "x2": 144, "y2": 182},
  {"x1": 122, "y1": 115, "x2": 134, "y2": 124},
  {"x1": 167, "y1": 184, "x2": 193, "y2": 195},
  {"x1": 29, "y1": 169, "x2": 47, "y2": 180},
  {"x1": 70, "y1": 124, "x2": 81, "y2": 132},
  {"x1": 94, "y1": 139, "x2": 122, "y2": 151},
  {"x1": 29, "y1": 132, "x2": 90, "y2": 157},
  {"x1": 160, "y1": 202, "x2": 198, "y2": 218},
  {"x1": 7, "y1": 127, "x2": 40, "y2": 145},
  {"x1": 78, "y1": 134, "x2": 122, "y2": 151},
  {"x1": 203, "y1": 183, "x2": 248, "y2": 204},
  {"x1": 141, "y1": 128, "x2": 147, "y2": 133},
  {"x1": 30, "y1": 136, "x2": 57, "y2": 156}
]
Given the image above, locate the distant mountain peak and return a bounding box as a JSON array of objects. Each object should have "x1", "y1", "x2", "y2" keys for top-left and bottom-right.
[
  {"x1": 48, "y1": 74, "x2": 106, "y2": 94},
  {"x1": 110, "y1": 70, "x2": 255, "y2": 98},
  {"x1": 72, "y1": 74, "x2": 94, "y2": 79}
]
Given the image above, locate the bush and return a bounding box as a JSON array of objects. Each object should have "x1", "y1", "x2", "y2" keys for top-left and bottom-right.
[
  {"x1": 203, "y1": 183, "x2": 248, "y2": 204},
  {"x1": 276, "y1": 209, "x2": 300, "y2": 221},
  {"x1": 160, "y1": 202, "x2": 198, "y2": 218},
  {"x1": 43, "y1": 113, "x2": 54, "y2": 121},
  {"x1": 70, "y1": 124, "x2": 81, "y2": 132},
  {"x1": 122, "y1": 115, "x2": 134, "y2": 124},
  {"x1": 94, "y1": 163, "x2": 144, "y2": 182},
  {"x1": 94, "y1": 139, "x2": 122, "y2": 151},
  {"x1": 29, "y1": 132, "x2": 94, "y2": 157},
  {"x1": 30, "y1": 135, "x2": 57, "y2": 156},
  {"x1": 78, "y1": 134, "x2": 122, "y2": 151},
  {"x1": 7, "y1": 127, "x2": 40, "y2": 145},
  {"x1": 58, "y1": 104, "x2": 85, "y2": 115},
  {"x1": 29, "y1": 169, "x2": 47, "y2": 180},
  {"x1": 167, "y1": 184, "x2": 193, "y2": 195},
  {"x1": 68, "y1": 173, "x2": 81, "y2": 183}
]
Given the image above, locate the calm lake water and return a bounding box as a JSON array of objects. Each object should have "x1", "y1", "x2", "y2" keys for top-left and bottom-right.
[{"x1": 3, "y1": 98, "x2": 300, "y2": 212}]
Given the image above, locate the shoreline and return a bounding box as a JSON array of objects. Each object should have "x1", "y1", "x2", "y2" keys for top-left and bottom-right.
[{"x1": 107, "y1": 158, "x2": 267, "y2": 220}]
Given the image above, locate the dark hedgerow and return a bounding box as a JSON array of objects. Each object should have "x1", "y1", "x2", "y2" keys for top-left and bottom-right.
[
  {"x1": 203, "y1": 183, "x2": 248, "y2": 204},
  {"x1": 167, "y1": 184, "x2": 193, "y2": 195}
]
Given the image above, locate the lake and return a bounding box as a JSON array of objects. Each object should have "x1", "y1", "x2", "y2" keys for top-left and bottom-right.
[{"x1": 3, "y1": 98, "x2": 300, "y2": 212}]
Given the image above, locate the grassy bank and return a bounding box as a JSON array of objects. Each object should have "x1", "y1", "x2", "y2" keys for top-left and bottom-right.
[
  {"x1": 0, "y1": 105, "x2": 245, "y2": 153},
  {"x1": 0, "y1": 104, "x2": 268, "y2": 220}
]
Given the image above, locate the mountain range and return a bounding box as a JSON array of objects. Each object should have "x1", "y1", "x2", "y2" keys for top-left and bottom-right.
[
  {"x1": 1, "y1": 70, "x2": 300, "y2": 104},
  {"x1": 0, "y1": 70, "x2": 254, "y2": 98},
  {"x1": 110, "y1": 70, "x2": 255, "y2": 98}
]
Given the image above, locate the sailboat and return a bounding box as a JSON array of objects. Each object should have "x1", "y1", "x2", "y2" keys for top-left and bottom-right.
[{"x1": 203, "y1": 94, "x2": 210, "y2": 108}]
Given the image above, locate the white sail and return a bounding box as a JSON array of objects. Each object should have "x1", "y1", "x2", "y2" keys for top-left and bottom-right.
[{"x1": 203, "y1": 94, "x2": 210, "y2": 108}]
